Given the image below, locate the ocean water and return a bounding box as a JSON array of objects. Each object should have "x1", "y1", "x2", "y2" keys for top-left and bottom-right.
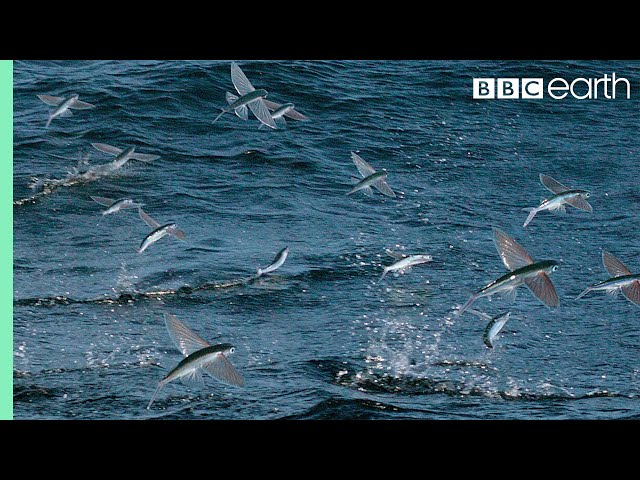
[{"x1": 12, "y1": 60, "x2": 640, "y2": 419}]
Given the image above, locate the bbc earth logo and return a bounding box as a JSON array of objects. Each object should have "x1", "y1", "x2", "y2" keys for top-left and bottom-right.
[{"x1": 473, "y1": 74, "x2": 631, "y2": 100}]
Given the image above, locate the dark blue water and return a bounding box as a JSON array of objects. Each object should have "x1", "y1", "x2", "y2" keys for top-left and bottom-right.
[{"x1": 13, "y1": 60, "x2": 640, "y2": 419}]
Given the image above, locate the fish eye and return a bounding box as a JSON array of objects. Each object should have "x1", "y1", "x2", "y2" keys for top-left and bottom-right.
[
  {"x1": 552, "y1": 265, "x2": 558, "y2": 272},
  {"x1": 585, "y1": 192, "x2": 590, "y2": 198},
  {"x1": 229, "y1": 347, "x2": 235, "y2": 354}
]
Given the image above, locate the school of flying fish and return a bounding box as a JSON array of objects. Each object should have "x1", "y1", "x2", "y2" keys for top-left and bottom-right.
[{"x1": 29, "y1": 60, "x2": 638, "y2": 411}]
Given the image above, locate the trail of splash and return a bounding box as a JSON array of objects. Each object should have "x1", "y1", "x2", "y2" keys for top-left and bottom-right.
[
  {"x1": 14, "y1": 159, "x2": 137, "y2": 207},
  {"x1": 14, "y1": 274, "x2": 262, "y2": 307}
]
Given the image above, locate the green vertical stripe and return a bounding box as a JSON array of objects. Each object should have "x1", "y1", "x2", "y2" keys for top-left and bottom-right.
[{"x1": 0, "y1": 60, "x2": 13, "y2": 420}]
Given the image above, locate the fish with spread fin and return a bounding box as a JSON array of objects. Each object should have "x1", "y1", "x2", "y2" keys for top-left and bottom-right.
[
  {"x1": 576, "y1": 250, "x2": 640, "y2": 306},
  {"x1": 91, "y1": 143, "x2": 160, "y2": 163},
  {"x1": 147, "y1": 313, "x2": 244, "y2": 410},
  {"x1": 523, "y1": 174, "x2": 592, "y2": 227},
  {"x1": 91, "y1": 196, "x2": 142, "y2": 217},
  {"x1": 213, "y1": 62, "x2": 277, "y2": 129},
  {"x1": 457, "y1": 228, "x2": 560, "y2": 315},
  {"x1": 37, "y1": 93, "x2": 95, "y2": 127},
  {"x1": 348, "y1": 152, "x2": 396, "y2": 198},
  {"x1": 137, "y1": 208, "x2": 186, "y2": 253},
  {"x1": 263, "y1": 98, "x2": 308, "y2": 121}
]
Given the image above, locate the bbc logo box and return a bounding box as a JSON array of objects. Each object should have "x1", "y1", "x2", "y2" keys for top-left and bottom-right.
[{"x1": 473, "y1": 78, "x2": 544, "y2": 99}]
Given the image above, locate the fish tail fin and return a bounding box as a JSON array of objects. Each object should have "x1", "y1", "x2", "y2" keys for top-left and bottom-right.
[
  {"x1": 212, "y1": 110, "x2": 225, "y2": 124},
  {"x1": 379, "y1": 268, "x2": 389, "y2": 282},
  {"x1": 457, "y1": 295, "x2": 478, "y2": 316},
  {"x1": 146, "y1": 382, "x2": 164, "y2": 410},
  {"x1": 256, "y1": 268, "x2": 263, "y2": 277},
  {"x1": 523, "y1": 208, "x2": 538, "y2": 227},
  {"x1": 575, "y1": 287, "x2": 592, "y2": 300},
  {"x1": 45, "y1": 115, "x2": 53, "y2": 128}
]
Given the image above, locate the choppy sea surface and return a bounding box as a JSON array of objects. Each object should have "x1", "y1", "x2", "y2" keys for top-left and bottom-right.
[{"x1": 13, "y1": 60, "x2": 640, "y2": 419}]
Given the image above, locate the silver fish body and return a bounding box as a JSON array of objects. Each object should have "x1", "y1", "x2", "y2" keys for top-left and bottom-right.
[
  {"x1": 271, "y1": 103, "x2": 295, "y2": 120},
  {"x1": 347, "y1": 171, "x2": 389, "y2": 196},
  {"x1": 47, "y1": 94, "x2": 78, "y2": 126},
  {"x1": 138, "y1": 223, "x2": 182, "y2": 253},
  {"x1": 257, "y1": 247, "x2": 289, "y2": 276},
  {"x1": 380, "y1": 254, "x2": 433, "y2": 281},
  {"x1": 483, "y1": 312, "x2": 511, "y2": 348},
  {"x1": 577, "y1": 274, "x2": 640, "y2": 298},
  {"x1": 102, "y1": 198, "x2": 142, "y2": 216}
]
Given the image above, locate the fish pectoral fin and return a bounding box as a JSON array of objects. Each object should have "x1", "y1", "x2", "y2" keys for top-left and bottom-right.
[
  {"x1": 284, "y1": 108, "x2": 308, "y2": 121},
  {"x1": 362, "y1": 186, "x2": 374, "y2": 197},
  {"x1": 351, "y1": 152, "x2": 376, "y2": 177},
  {"x1": 247, "y1": 98, "x2": 277, "y2": 129},
  {"x1": 372, "y1": 177, "x2": 396, "y2": 198},
  {"x1": 169, "y1": 227, "x2": 186, "y2": 241},
  {"x1": 540, "y1": 174, "x2": 570, "y2": 194},
  {"x1": 59, "y1": 109, "x2": 73, "y2": 117},
  {"x1": 138, "y1": 208, "x2": 161, "y2": 229},
  {"x1": 69, "y1": 99, "x2": 96, "y2": 110},
  {"x1": 493, "y1": 228, "x2": 536, "y2": 270},
  {"x1": 621, "y1": 281, "x2": 640, "y2": 305},
  {"x1": 230, "y1": 61, "x2": 256, "y2": 96},
  {"x1": 202, "y1": 354, "x2": 245, "y2": 387},
  {"x1": 164, "y1": 313, "x2": 210, "y2": 357},
  {"x1": 524, "y1": 273, "x2": 559, "y2": 307},
  {"x1": 37, "y1": 94, "x2": 65, "y2": 106},
  {"x1": 130, "y1": 153, "x2": 161, "y2": 163},
  {"x1": 565, "y1": 195, "x2": 593, "y2": 213},
  {"x1": 602, "y1": 251, "x2": 632, "y2": 277},
  {"x1": 385, "y1": 249, "x2": 407, "y2": 260},
  {"x1": 90, "y1": 195, "x2": 115, "y2": 207},
  {"x1": 91, "y1": 143, "x2": 123, "y2": 156}
]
